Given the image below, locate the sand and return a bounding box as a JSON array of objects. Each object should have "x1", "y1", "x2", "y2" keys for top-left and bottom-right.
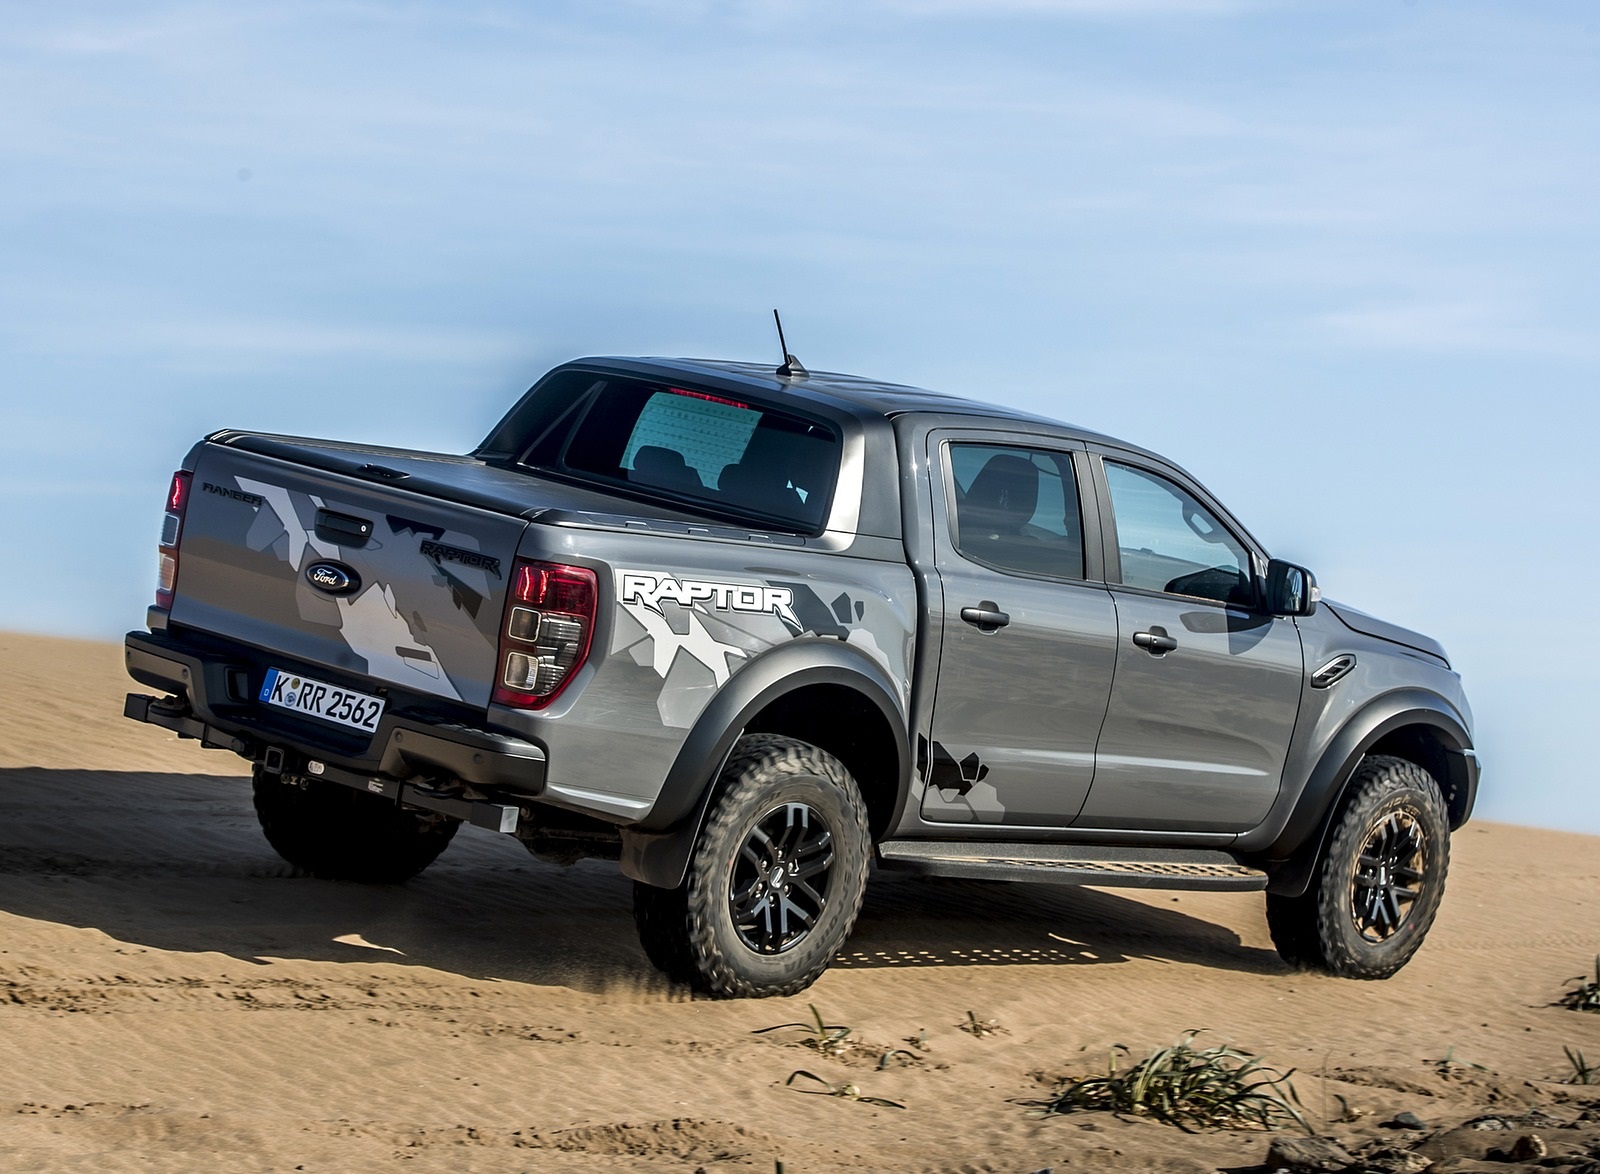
[{"x1": 1, "y1": 629, "x2": 1597, "y2": 1172}]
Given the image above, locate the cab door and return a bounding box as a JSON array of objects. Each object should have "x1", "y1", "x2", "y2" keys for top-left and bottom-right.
[
  {"x1": 920, "y1": 431, "x2": 1119, "y2": 827},
  {"x1": 1075, "y1": 451, "x2": 1304, "y2": 833}
]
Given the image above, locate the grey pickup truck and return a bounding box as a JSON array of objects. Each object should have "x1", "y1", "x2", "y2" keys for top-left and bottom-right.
[{"x1": 125, "y1": 353, "x2": 1479, "y2": 997}]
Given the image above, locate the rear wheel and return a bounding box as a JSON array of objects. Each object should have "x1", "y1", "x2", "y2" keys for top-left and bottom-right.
[
  {"x1": 632, "y1": 882, "x2": 695, "y2": 984},
  {"x1": 251, "y1": 766, "x2": 459, "y2": 883},
  {"x1": 1264, "y1": 890, "x2": 1325, "y2": 969},
  {"x1": 1267, "y1": 755, "x2": 1449, "y2": 979},
  {"x1": 632, "y1": 734, "x2": 871, "y2": 998}
]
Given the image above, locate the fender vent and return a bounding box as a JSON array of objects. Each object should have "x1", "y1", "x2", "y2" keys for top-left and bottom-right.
[{"x1": 1312, "y1": 654, "x2": 1357, "y2": 689}]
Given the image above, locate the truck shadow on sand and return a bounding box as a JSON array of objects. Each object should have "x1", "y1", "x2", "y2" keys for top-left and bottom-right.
[{"x1": 0, "y1": 769, "x2": 1285, "y2": 994}]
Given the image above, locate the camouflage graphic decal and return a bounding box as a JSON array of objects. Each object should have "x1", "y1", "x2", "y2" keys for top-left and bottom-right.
[
  {"x1": 387, "y1": 515, "x2": 446, "y2": 541},
  {"x1": 777, "y1": 581, "x2": 897, "y2": 683},
  {"x1": 613, "y1": 570, "x2": 783, "y2": 728},
  {"x1": 612, "y1": 570, "x2": 908, "y2": 730},
  {"x1": 928, "y1": 741, "x2": 990, "y2": 797},
  {"x1": 234, "y1": 476, "x2": 485, "y2": 701},
  {"x1": 920, "y1": 737, "x2": 1006, "y2": 823}
]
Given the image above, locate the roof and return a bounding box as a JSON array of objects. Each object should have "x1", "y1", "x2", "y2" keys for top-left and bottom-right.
[{"x1": 573, "y1": 355, "x2": 1135, "y2": 451}]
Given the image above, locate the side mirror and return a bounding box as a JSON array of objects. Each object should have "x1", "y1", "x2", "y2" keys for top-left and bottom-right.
[{"x1": 1265, "y1": 559, "x2": 1319, "y2": 616}]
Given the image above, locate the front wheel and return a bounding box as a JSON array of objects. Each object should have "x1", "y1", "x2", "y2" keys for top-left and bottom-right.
[
  {"x1": 1267, "y1": 754, "x2": 1449, "y2": 979},
  {"x1": 633, "y1": 734, "x2": 871, "y2": 998}
]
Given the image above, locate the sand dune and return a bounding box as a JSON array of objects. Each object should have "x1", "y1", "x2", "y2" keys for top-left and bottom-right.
[{"x1": 1, "y1": 632, "x2": 1596, "y2": 1172}]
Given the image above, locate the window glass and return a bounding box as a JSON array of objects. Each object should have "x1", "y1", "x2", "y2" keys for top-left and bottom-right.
[
  {"x1": 949, "y1": 443, "x2": 1084, "y2": 579},
  {"x1": 1104, "y1": 461, "x2": 1253, "y2": 605},
  {"x1": 511, "y1": 377, "x2": 839, "y2": 533},
  {"x1": 621, "y1": 393, "x2": 760, "y2": 489}
]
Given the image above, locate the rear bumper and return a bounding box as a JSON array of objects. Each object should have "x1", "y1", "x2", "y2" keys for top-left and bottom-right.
[{"x1": 124, "y1": 627, "x2": 547, "y2": 795}]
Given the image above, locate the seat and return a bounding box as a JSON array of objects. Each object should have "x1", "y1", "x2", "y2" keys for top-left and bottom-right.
[
  {"x1": 717, "y1": 425, "x2": 809, "y2": 521},
  {"x1": 630, "y1": 446, "x2": 703, "y2": 494},
  {"x1": 957, "y1": 454, "x2": 1083, "y2": 577},
  {"x1": 960, "y1": 454, "x2": 1039, "y2": 541},
  {"x1": 718, "y1": 459, "x2": 803, "y2": 519}
]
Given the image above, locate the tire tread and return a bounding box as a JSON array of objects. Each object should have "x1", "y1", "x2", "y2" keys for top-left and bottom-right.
[
  {"x1": 637, "y1": 734, "x2": 871, "y2": 999},
  {"x1": 1269, "y1": 754, "x2": 1449, "y2": 979}
]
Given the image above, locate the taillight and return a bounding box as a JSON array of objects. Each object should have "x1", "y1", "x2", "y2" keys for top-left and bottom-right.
[
  {"x1": 155, "y1": 470, "x2": 192, "y2": 610},
  {"x1": 492, "y1": 559, "x2": 598, "y2": 709}
]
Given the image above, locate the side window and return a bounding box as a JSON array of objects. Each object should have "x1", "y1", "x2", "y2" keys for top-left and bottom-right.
[
  {"x1": 948, "y1": 443, "x2": 1084, "y2": 580},
  {"x1": 1104, "y1": 461, "x2": 1254, "y2": 606}
]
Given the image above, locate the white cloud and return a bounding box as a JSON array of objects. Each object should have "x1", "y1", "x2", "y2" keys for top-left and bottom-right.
[
  {"x1": 6, "y1": 300, "x2": 523, "y2": 368},
  {"x1": 1317, "y1": 299, "x2": 1596, "y2": 360}
]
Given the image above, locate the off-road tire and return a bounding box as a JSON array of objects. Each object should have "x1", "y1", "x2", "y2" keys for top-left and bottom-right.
[
  {"x1": 632, "y1": 881, "x2": 696, "y2": 984},
  {"x1": 1263, "y1": 890, "x2": 1325, "y2": 968},
  {"x1": 633, "y1": 734, "x2": 871, "y2": 998},
  {"x1": 251, "y1": 766, "x2": 459, "y2": 883},
  {"x1": 1269, "y1": 755, "x2": 1449, "y2": 979}
]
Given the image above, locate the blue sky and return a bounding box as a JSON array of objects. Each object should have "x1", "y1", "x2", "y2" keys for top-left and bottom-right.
[{"x1": 3, "y1": 1, "x2": 1597, "y2": 830}]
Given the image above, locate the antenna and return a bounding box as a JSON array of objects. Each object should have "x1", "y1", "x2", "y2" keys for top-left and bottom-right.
[{"x1": 773, "y1": 309, "x2": 808, "y2": 379}]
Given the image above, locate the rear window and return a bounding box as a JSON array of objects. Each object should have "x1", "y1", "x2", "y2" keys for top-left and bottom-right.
[{"x1": 499, "y1": 372, "x2": 840, "y2": 533}]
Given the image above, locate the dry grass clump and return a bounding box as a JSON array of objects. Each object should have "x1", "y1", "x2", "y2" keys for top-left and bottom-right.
[
  {"x1": 1036, "y1": 1033, "x2": 1309, "y2": 1133},
  {"x1": 755, "y1": 1005, "x2": 927, "y2": 1071},
  {"x1": 958, "y1": 1010, "x2": 1007, "y2": 1037},
  {"x1": 755, "y1": 1005, "x2": 854, "y2": 1058},
  {"x1": 1559, "y1": 957, "x2": 1600, "y2": 1012},
  {"x1": 784, "y1": 1069, "x2": 905, "y2": 1109},
  {"x1": 1563, "y1": 1045, "x2": 1596, "y2": 1085}
]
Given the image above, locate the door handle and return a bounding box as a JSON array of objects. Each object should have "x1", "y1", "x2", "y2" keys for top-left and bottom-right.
[
  {"x1": 1132, "y1": 627, "x2": 1178, "y2": 654},
  {"x1": 960, "y1": 602, "x2": 1011, "y2": 632}
]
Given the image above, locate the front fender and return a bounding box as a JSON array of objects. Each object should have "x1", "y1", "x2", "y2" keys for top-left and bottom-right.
[
  {"x1": 1252, "y1": 687, "x2": 1475, "y2": 895},
  {"x1": 620, "y1": 638, "x2": 908, "y2": 887}
]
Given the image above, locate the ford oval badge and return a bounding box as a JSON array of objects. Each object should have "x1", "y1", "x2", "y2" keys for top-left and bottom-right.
[{"x1": 305, "y1": 561, "x2": 360, "y2": 596}]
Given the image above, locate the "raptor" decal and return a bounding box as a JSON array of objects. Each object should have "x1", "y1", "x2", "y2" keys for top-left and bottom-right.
[{"x1": 619, "y1": 571, "x2": 800, "y2": 628}]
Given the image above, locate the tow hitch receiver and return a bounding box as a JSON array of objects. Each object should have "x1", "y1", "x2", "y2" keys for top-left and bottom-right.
[{"x1": 286, "y1": 754, "x2": 522, "y2": 834}]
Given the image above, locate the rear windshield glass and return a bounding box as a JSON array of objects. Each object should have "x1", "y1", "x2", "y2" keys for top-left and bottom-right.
[{"x1": 502, "y1": 372, "x2": 840, "y2": 533}]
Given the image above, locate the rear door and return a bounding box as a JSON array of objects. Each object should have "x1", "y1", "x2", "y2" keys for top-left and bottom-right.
[
  {"x1": 1076, "y1": 451, "x2": 1304, "y2": 833},
  {"x1": 173, "y1": 445, "x2": 530, "y2": 708},
  {"x1": 920, "y1": 431, "x2": 1118, "y2": 826}
]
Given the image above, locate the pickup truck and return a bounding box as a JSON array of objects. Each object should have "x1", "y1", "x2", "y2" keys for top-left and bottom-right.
[{"x1": 124, "y1": 354, "x2": 1479, "y2": 997}]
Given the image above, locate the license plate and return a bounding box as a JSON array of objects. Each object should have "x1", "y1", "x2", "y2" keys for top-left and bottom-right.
[{"x1": 259, "y1": 668, "x2": 385, "y2": 732}]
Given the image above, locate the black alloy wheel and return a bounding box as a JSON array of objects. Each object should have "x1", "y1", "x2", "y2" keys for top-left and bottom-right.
[
  {"x1": 1350, "y1": 808, "x2": 1428, "y2": 943},
  {"x1": 729, "y1": 801, "x2": 836, "y2": 955}
]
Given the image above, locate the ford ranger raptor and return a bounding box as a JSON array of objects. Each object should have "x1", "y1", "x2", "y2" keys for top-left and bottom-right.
[{"x1": 124, "y1": 354, "x2": 1479, "y2": 997}]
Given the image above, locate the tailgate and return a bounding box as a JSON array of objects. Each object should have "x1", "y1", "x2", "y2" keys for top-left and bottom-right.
[{"x1": 171, "y1": 445, "x2": 530, "y2": 708}]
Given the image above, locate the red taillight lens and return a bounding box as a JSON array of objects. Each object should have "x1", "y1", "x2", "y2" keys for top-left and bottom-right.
[
  {"x1": 492, "y1": 559, "x2": 598, "y2": 709},
  {"x1": 155, "y1": 470, "x2": 193, "y2": 610}
]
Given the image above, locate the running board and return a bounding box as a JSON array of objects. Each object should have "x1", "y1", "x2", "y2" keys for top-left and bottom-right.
[{"x1": 876, "y1": 841, "x2": 1268, "y2": 891}]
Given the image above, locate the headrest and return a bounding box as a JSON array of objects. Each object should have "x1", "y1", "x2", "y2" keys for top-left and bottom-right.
[
  {"x1": 631, "y1": 445, "x2": 702, "y2": 491},
  {"x1": 963, "y1": 454, "x2": 1039, "y2": 534}
]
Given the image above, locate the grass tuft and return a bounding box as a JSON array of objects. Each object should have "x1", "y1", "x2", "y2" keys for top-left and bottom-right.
[
  {"x1": 754, "y1": 1004, "x2": 854, "y2": 1057},
  {"x1": 958, "y1": 1010, "x2": 1008, "y2": 1037},
  {"x1": 1563, "y1": 1045, "x2": 1597, "y2": 1085},
  {"x1": 1426, "y1": 1047, "x2": 1488, "y2": 1078},
  {"x1": 1034, "y1": 1032, "x2": 1309, "y2": 1134},
  {"x1": 1559, "y1": 957, "x2": 1600, "y2": 1012},
  {"x1": 785, "y1": 1069, "x2": 906, "y2": 1109}
]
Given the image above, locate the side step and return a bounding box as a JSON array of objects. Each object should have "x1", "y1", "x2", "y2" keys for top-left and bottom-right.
[{"x1": 876, "y1": 841, "x2": 1268, "y2": 892}]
